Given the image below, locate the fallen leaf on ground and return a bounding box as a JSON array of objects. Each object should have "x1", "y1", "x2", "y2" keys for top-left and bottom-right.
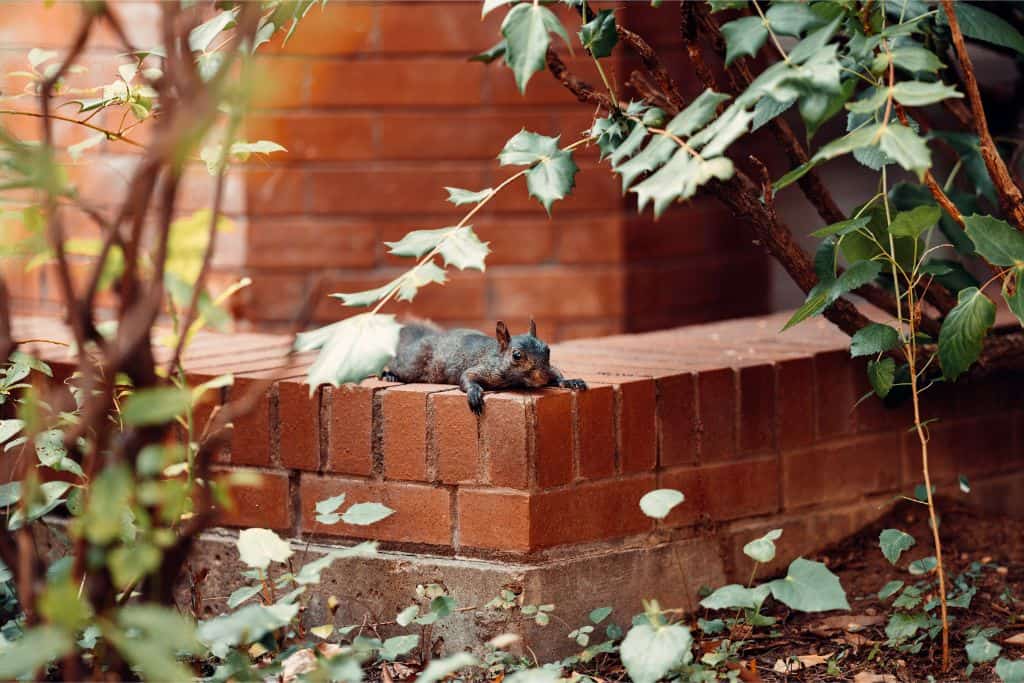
[
  {"x1": 1005, "y1": 632, "x2": 1024, "y2": 646},
  {"x1": 773, "y1": 652, "x2": 833, "y2": 673},
  {"x1": 809, "y1": 614, "x2": 885, "y2": 636},
  {"x1": 853, "y1": 672, "x2": 898, "y2": 683},
  {"x1": 281, "y1": 648, "x2": 318, "y2": 682},
  {"x1": 725, "y1": 659, "x2": 763, "y2": 682},
  {"x1": 839, "y1": 632, "x2": 876, "y2": 648}
]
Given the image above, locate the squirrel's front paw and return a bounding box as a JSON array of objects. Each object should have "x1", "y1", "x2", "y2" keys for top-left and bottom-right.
[
  {"x1": 467, "y1": 385, "x2": 485, "y2": 415},
  {"x1": 379, "y1": 370, "x2": 400, "y2": 382},
  {"x1": 559, "y1": 378, "x2": 588, "y2": 391}
]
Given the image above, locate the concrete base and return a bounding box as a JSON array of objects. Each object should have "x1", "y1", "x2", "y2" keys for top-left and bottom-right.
[{"x1": 186, "y1": 530, "x2": 727, "y2": 661}]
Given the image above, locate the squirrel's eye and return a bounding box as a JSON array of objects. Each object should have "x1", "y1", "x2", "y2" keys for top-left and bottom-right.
[{"x1": 511, "y1": 349, "x2": 522, "y2": 361}]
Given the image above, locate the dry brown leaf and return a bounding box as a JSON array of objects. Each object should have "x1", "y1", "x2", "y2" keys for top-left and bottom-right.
[
  {"x1": 853, "y1": 672, "x2": 898, "y2": 683},
  {"x1": 809, "y1": 614, "x2": 886, "y2": 636},
  {"x1": 840, "y1": 632, "x2": 876, "y2": 648},
  {"x1": 280, "y1": 648, "x2": 318, "y2": 683},
  {"x1": 1005, "y1": 632, "x2": 1024, "y2": 646},
  {"x1": 725, "y1": 659, "x2": 764, "y2": 682},
  {"x1": 772, "y1": 652, "x2": 833, "y2": 673}
]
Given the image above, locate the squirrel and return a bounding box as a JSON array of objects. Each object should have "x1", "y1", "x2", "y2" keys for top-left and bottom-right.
[{"x1": 380, "y1": 319, "x2": 587, "y2": 414}]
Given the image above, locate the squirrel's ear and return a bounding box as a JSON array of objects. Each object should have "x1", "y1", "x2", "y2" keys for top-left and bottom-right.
[
  {"x1": 495, "y1": 321, "x2": 511, "y2": 351},
  {"x1": 528, "y1": 317, "x2": 537, "y2": 337}
]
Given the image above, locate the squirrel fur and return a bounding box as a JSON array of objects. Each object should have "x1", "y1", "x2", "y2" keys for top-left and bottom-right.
[{"x1": 381, "y1": 319, "x2": 587, "y2": 414}]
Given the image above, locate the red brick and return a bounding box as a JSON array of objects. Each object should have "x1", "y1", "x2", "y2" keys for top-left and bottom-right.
[
  {"x1": 247, "y1": 218, "x2": 377, "y2": 269},
  {"x1": 377, "y1": 3, "x2": 496, "y2": 53},
  {"x1": 483, "y1": 392, "x2": 530, "y2": 489},
  {"x1": 215, "y1": 468, "x2": 291, "y2": 530},
  {"x1": 903, "y1": 414, "x2": 1019, "y2": 487},
  {"x1": 697, "y1": 368, "x2": 737, "y2": 462},
  {"x1": 458, "y1": 217, "x2": 554, "y2": 266},
  {"x1": 228, "y1": 378, "x2": 272, "y2": 466},
  {"x1": 299, "y1": 474, "x2": 452, "y2": 546},
  {"x1": 659, "y1": 458, "x2": 780, "y2": 528},
  {"x1": 490, "y1": 267, "x2": 625, "y2": 319},
  {"x1": 577, "y1": 385, "x2": 615, "y2": 480},
  {"x1": 243, "y1": 272, "x2": 310, "y2": 322},
  {"x1": 310, "y1": 59, "x2": 484, "y2": 107},
  {"x1": 557, "y1": 218, "x2": 625, "y2": 264},
  {"x1": 458, "y1": 489, "x2": 530, "y2": 552},
  {"x1": 308, "y1": 167, "x2": 484, "y2": 215},
  {"x1": 376, "y1": 112, "x2": 552, "y2": 160},
  {"x1": 489, "y1": 165, "x2": 621, "y2": 213},
  {"x1": 244, "y1": 168, "x2": 306, "y2": 214},
  {"x1": 278, "y1": 380, "x2": 320, "y2": 471},
  {"x1": 775, "y1": 357, "x2": 816, "y2": 451},
  {"x1": 618, "y1": 379, "x2": 657, "y2": 473},
  {"x1": 656, "y1": 373, "x2": 697, "y2": 467},
  {"x1": 261, "y1": 3, "x2": 373, "y2": 56},
  {"x1": 782, "y1": 434, "x2": 902, "y2": 509},
  {"x1": 382, "y1": 384, "x2": 449, "y2": 481},
  {"x1": 244, "y1": 113, "x2": 375, "y2": 161},
  {"x1": 530, "y1": 475, "x2": 655, "y2": 548},
  {"x1": 557, "y1": 319, "x2": 625, "y2": 341},
  {"x1": 326, "y1": 383, "x2": 378, "y2": 477},
  {"x1": 534, "y1": 389, "x2": 574, "y2": 488},
  {"x1": 739, "y1": 364, "x2": 775, "y2": 454},
  {"x1": 431, "y1": 390, "x2": 482, "y2": 484},
  {"x1": 814, "y1": 350, "x2": 859, "y2": 438}
]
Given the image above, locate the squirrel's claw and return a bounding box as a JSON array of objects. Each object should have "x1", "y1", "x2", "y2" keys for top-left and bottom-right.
[
  {"x1": 467, "y1": 385, "x2": 485, "y2": 415},
  {"x1": 379, "y1": 370, "x2": 400, "y2": 382},
  {"x1": 559, "y1": 378, "x2": 588, "y2": 391}
]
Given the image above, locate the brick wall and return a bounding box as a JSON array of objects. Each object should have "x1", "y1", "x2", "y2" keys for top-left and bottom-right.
[
  {"x1": 1, "y1": 1, "x2": 773, "y2": 341},
  {"x1": 17, "y1": 310, "x2": 1024, "y2": 578}
]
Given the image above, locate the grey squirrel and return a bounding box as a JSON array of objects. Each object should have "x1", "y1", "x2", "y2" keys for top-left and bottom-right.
[{"x1": 380, "y1": 319, "x2": 587, "y2": 414}]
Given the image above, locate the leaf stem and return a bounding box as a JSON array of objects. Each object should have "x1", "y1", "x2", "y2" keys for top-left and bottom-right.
[
  {"x1": 751, "y1": 0, "x2": 789, "y2": 64},
  {"x1": 0, "y1": 109, "x2": 145, "y2": 149}
]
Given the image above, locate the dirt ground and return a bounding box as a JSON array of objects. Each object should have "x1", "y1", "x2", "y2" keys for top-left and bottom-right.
[{"x1": 732, "y1": 498, "x2": 1024, "y2": 682}]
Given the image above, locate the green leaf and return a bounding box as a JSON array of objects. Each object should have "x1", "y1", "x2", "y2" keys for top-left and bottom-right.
[
  {"x1": 882, "y1": 47, "x2": 943, "y2": 73},
  {"x1": 315, "y1": 493, "x2": 346, "y2": 515},
  {"x1": 908, "y1": 556, "x2": 937, "y2": 575},
  {"x1": 753, "y1": 96, "x2": 795, "y2": 131},
  {"x1": 481, "y1": 0, "x2": 515, "y2": 18},
  {"x1": 620, "y1": 622, "x2": 693, "y2": 683},
  {"x1": 889, "y1": 204, "x2": 941, "y2": 239},
  {"x1": 996, "y1": 658, "x2": 1024, "y2": 683},
  {"x1": 501, "y1": 3, "x2": 569, "y2": 93},
  {"x1": 783, "y1": 260, "x2": 883, "y2": 331},
  {"x1": 720, "y1": 16, "x2": 768, "y2": 66},
  {"x1": 764, "y1": 3, "x2": 826, "y2": 36},
  {"x1": 938, "y1": 287, "x2": 996, "y2": 380},
  {"x1": 189, "y1": 8, "x2": 238, "y2": 52},
  {"x1": 878, "y1": 123, "x2": 931, "y2": 180},
  {"x1": 0, "y1": 482, "x2": 21, "y2": 507},
  {"x1": 811, "y1": 216, "x2": 873, "y2": 239},
  {"x1": 638, "y1": 488, "x2": 685, "y2": 519},
  {"x1": 665, "y1": 89, "x2": 732, "y2": 138},
  {"x1": 964, "y1": 214, "x2": 1024, "y2": 267},
  {"x1": 700, "y1": 583, "x2": 770, "y2": 610},
  {"x1": 444, "y1": 187, "x2": 493, "y2": 206},
  {"x1": 579, "y1": 9, "x2": 617, "y2": 59},
  {"x1": 9, "y1": 480, "x2": 71, "y2": 530},
  {"x1": 380, "y1": 634, "x2": 419, "y2": 661},
  {"x1": 743, "y1": 528, "x2": 782, "y2": 564},
  {"x1": 438, "y1": 227, "x2": 490, "y2": 270},
  {"x1": 470, "y1": 40, "x2": 506, "y2": 64},
  {"x1": 108, "y1": 542, "x2": 161, "y2": 589},
  {"x1": 788, "y1": 17, "x2": 840, "y2": 64},
  {"x1": 227, "y1": 584, "x2": 262, "y2": 608},
  {"x1": 892, "y1": 81, "x2": 962, "y2": 107},
  {"x1": 589, "y1": 606, "x2": 613, "y2": 624},
  {"x1": 886, "y1": 611, "x2": 929, "y2": 641},
  {"x1": 1003, "y1": 268, "x2": 1024, "y2": 327},
  {"x1": 967, "y1": 635, "x2": 1002, "y2": 664},
  {"x1": 525, "y1": 148, "x2": 578, "y2": 213},
  {"x1": 416, "y1": 652, "x2": 479, "y2": 683},
  {"x1": 811, "y1": 122, "x2": 882, "y2": 164},
  {"x1": 851, "y1": 324, "x2": 900, "y2": 358},
  {"x1": 198, "y1": 603, "x2": 299, "y2": 658},
  {"x1": 879, "y1": 528, "x2": 916, "y2": 564},
  {"x1": 397, "y1": 262, "x2": 448, "y2": 302},
  {"x1": 939, "y1": 3, "x2": 1024, "y2": 57},
  {"x1": 0, "y1": 419, "x2": 23, "y2": 446},
  {"x1": 867, "y1": 357, "x2": 896, "y2": 398},
  {"x1": 331, "y1": 281, "x2": 393, "y2": 307},
  {"x1": 499, "y1": 129, "x2": 560, "y2": 166},
  {"x1": 606, "y1": 123, "x2": 648, "y2": 165},
  {"x1": 28, "y1": 48, "x2": 58, "y2": 69},
  {"x1": 632, "y1": 150, "x2": 734, "y2": 217},
  {"x1": 121, "y1": 386, "x2": 191, "y2": 426},
  {"x1": 0, "y1": 626, "x2": 74, "y2": 679},
  {"x1": 768, "y1": 557, "x2": 849, "y2": 612},
  {"x1": 297, "y1": 313, "x2": 402, "y2": 389},
  {"x1": 79, "y1": 465, "x2": 130, "y2": 543},
  {"x1": 237, "y1": 528, "x2": 294, "y2": 569},
  {"x1": 878, "y1": 579, "x2": 904, "y2": 599},
  {"x1": 341, "y1": 501, "x2": 394, "y2": 526}
]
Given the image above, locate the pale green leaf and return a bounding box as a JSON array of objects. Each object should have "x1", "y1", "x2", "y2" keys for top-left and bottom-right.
[
  {"x1": 444, "y1": 187, "x2": 493, "y2": 206},
  {"x1": 341, "y1": 501, "x2": 394, "y2": 526},
  {"x1": 237, "y1": 528, "x2": 294, "y2": 570},
  {"x1": 1003, "y1": 268, "x2": 1024, "y2": 327},
  {"x1": 997, "y1": 658, "x2": 1024, "y2": 683},
  {"x1": 743, "y1": 528, "x2": 782, "y2": 564},
  {"x1": 0, "y1": 419, "x2": 23, "y2": 446},
  {"x1": 892, "y1": 81, "x2": 962, "y2": 107},
  {"x1": 416, "y1": 652, "x2": 479, "y2": 683},
  {"x1": 620, "y1": 623, "x2": 693, "y2": 683},
  {"x1": 501, "y1": 4, "x2": 567, "y2": 93},
  {"x1": 938, "y1": 287, "x2": 996, "y2": 379},
  {"x1": 198, "y1": 603, "x2": 299, "y2": 658},
  {"x1": 967, "y1": 635, "x2": 1002, "y2": 664},
  {"x1": 498, "y1": 129, "x2": 560, "y2": 165},
  {"x1": 315, "y1": 493, "x2": 347, "y2": 515},
  {"x1": 700, "y1": 583, "x2": 771, "y2": 610},
  {"x1": 0, "y1": 626, "x2": 74, "y2": 679},
  {"x1": 878, "y1": 123, "x2": 931, "y2": 180},
  {"x1": 909, "y1": 556, "x2": 937, "y2": 575},
  {"x1": 438, "y1": 227, "x2": 490, "y2": 270},
  {"x1": 879, "y1": 528, "x2": 916, "y2": 564},
  {"x1": 878, "y1": 580, "x2": 904, "y2": 599},
  {"x1": 121, "y1": 386, "x2": 191, "y2": 426},
  {"x1": 397, "y1": 262, "x2": 447, "y2": 302},
  {"x1": 638, "y1": 488, "x2": 684, "y2": 519},
  {"x1": 939, "y1": 3, "x2": 1024, "y2": 57},
  {"x1": 189, "y1": 9, "x2": 238, "y2": 52},
  {"x1": 720, "y1": 16, "x2": 768, "y2": 66},
  {"x1": 765, "y1": 3, "x2": 826, "y2": 36},
  {"x1": 298, "y1": 313, "x2": 402, "y2": 389},
  {"x1": 526, "y1": 148, "x2": 578, "y2": 213},
  {"x1": 380, "y1": 634, "x2": 419, "y2": 661},
  {"x1": 481, "y1": 0, "x2": 515, "y2": 18},
  {"x1": 227, "y1": 584, "x2": 262, "y2": 608},
  {"x1": 27, "y1": 48, "x2": 58, "y2": 69},
  {"x1": 868, "y1": 357, "x2": 896, "y2": 398},
  {"x1": 768, "y1": 557, "x2": 849, "y2": 612},
  {"x1": 889, "y1": 204, "x2": 941, "y2": 239},
  {"x1": 579, "y1": 9, "x2": 617, "y2": 59}
]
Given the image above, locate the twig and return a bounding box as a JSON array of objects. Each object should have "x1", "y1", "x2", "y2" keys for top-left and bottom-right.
[{"x1": 941, "y1": 0, "x2": 1024, "y2": 230}]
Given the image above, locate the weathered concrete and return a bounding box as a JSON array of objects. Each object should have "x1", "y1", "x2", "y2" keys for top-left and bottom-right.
[{"x1": 185, "y1": 529, "x2": 727, "y2": 660}]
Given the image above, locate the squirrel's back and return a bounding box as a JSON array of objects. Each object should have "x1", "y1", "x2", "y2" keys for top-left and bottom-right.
[{"x1": 390, "y1": 324, "x2": 496, "y2": 384}]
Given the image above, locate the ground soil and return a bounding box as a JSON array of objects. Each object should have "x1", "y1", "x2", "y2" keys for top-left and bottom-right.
[{"x1": 735, "y1": 498, "x2": 1024, "y2": 682}]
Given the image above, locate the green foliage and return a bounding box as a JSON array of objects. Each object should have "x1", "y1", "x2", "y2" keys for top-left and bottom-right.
[
  {"x1": 0, "y1": 626, "x2": 74, "y2": 679},
  {"x1": 850, "y1": 323, "x2": 900, "y2": 357},
  {"x1": 938, "y1": 287, "x2": 996, "y2": 380},
  {"x1": 579, "y1": 10, "x2": 617, "y2": 58},
  {"x1": 768, "y1": 558, "x2": 850, "y2": 612},
  {"x1": 499, "y1": 130, "x2": 579, "y2": 213},
  {"x1": 964, "y1": 214, "x2": 1024, "y2": 267},
  {"x1": 743, "y1": 528, "x2": 782, "y2": 564},
  {"x1": 501, "y1": 3, "x2": 570, "y2": 93},
  {"x1": 997, "y1": 658, "x2": 1024, "y2": 683},
  {"x1": 638, "y1": 488, "x2": 685, "y2": 519},
  {"x1": 620, "y1": 620, "x2": 693, "y2": 683},
  {"x1": 867, "y1": 357, "x2": 896, "y2": 398},
  {"x1": 879, "y1": 529, "x2": 916, "y2": 565}
]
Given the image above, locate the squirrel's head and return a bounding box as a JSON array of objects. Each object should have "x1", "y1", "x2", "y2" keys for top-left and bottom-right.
[{"x1": 495, "y1": 318, "x2": 553, "y2": 388}]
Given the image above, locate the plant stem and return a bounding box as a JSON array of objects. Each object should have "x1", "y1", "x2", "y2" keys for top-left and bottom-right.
[{"x1": 0, "y1": 108, "x2": 145, "y2": 149}]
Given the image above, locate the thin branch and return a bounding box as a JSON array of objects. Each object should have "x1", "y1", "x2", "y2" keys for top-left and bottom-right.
[
  {"x1": 0, "y1": 109, "x2": 145, "y2": 149},
  {"x1": 616, "y1": 25, "x2": 684, "y2": 112},
  {"x1": 545, "y1": 49, "x2": 614, "y2": 109},
  {"x1": 941, "y1": 0, "x2": 1024, "y2": 230}
]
